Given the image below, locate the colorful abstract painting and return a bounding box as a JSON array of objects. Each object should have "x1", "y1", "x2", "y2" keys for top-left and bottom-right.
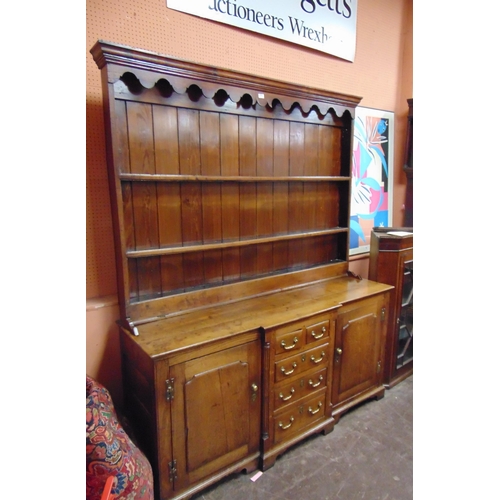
[{"x1": 349, "y1": 107, "x2": 394, "y2": 255}]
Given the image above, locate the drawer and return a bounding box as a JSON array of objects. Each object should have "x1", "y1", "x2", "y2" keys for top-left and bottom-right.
[
  {"x1": 273, "y1": 314, "x2": 332, "y2": 359},
  {"x1": 273, "y1": 367, "x2": 328, "y2": 413},
  {"x1": 274, "y1": 343, "x2": 329, "y2": 383},
  {"x1": 305, "y1": 319, "x2": 330, "y2": 345},
  {"x1": 275, "y1": 327, "x2": 306, "y2": 357},
  {"x1": 272, "y1": 389, "x2": 327, "y2": 445}
]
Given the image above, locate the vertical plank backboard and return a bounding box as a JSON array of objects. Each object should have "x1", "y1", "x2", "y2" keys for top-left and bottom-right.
[
  {"x1": 178, "y1": 108, "x2": 204, "y2": 288},
  {"x1": 127, "y1": 102, "x2": 155, "y2": 174},
  {"x1": 114, "y1": 100, "x2": 130, "y2": 174},
  {"x1": 200, "y1": 111, "x2": 223, "y2": 284},
  {"x1": 220, "y1": 114, "x2": 241, "y2": 282},
  {"x1": 256, "y1": 118, "x2": 274, "y2": 275},
  {"x1": 304, "y1": 124, "x2": 320, "y2": 264},
  {"x1": 289, "y1": 121, "x2": 306, "y2": 268},
  {"x1": 272, "y1": 120, "x2": 289, "y2": 271},
  {"x1": 239, "y1": 116, "x2": 257, "y2": 277},
  {"x1": 153, "y1": 106, "x2": 180, "y2": 175},
  {"x1": 153, "y1": 105, "x2": 184, "y2": 293}
]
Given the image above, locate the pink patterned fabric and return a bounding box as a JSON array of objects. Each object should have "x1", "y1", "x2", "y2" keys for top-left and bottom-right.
[{"x1": 86, "y1": 376, "x2": 154, "y2": 500}]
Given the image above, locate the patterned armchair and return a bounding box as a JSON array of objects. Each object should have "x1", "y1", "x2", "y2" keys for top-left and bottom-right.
[{"x1": 86, "y1": 376, "x2": 154, "y2": 500}]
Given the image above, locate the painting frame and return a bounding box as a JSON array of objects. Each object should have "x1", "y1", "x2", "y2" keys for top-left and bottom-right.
[{"x1": 349, "y1": 106, "x2": 395, "y2": 256}]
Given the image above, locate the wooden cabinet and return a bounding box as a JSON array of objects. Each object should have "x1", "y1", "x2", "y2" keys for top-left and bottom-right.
[
  {"x1": 261, "y1": 312, "x2": 335, "y2": 470},
  {"x1": 120, "y1": 318, "x2": 262, "y2": 500},
  {"x1": 90, "y1": 40, "x2": 394, "y2": 499},
  {"x1": 168, "y1": 339, "x2": 261, "y2": 496},
  {"x1": 369, "y1": 228, "x2": 413, "y2": 387},
  {"x1": 331, "y1": 293, "x2": 389, "y2": 421}
]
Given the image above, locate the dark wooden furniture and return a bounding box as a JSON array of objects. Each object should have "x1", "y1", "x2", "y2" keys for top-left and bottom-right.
[
  {"x1": 332, "y1": 293, "x2": 388, "y2": 417},
  {"x1": 403, "y1": 98, "x2": 413, "y2": 227},
  {"x1": 369, "y1": 228, "x2": 413, "y2": 387},
  {"x1": 91, "y1": 40, "x2": 393, "y2": 500}
]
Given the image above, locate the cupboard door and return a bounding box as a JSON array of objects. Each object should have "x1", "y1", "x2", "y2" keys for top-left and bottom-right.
[
  {"x1": 332, "y1": 295, "x2": 386, "y2": 406},
  {"x1": 168, "y1": 340, "x2": 261, "y2": 494}
]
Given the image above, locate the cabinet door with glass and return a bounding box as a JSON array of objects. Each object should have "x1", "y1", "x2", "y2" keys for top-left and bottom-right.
[
  {"x1": 397, "y1": 258, "x2": 413, "y2": 372},
  {"x1": 368, "y1": 228, "x2": 413, "y2": 388}
]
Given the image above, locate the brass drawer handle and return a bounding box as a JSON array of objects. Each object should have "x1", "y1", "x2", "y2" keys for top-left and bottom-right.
[
  {"x1": 311, "y1": 326, "x2": 327, "y2": 340},
  {"x1": 308, "y1": 402, "x2": 323, "y2": 415},
  {"x1": 310, "y1": 351, "x2": 326, "y2": 364},
  {"x1": 279, "y1": 387, "x2": 295, "y2": 401},
  {"x1": 281, "y1": 337, "x2": 299, "y2": 350},
  {"x1": 278, "y1": 416, "x2": 295, "y2": 430},
  {"x1": 280, "y1": 362, "x2": 297, "y2": 376},
  {"x1": 308, "y1": 375, "x2": 324, "y2": 388}
]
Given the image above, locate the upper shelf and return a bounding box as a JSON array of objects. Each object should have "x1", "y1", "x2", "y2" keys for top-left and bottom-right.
[
  {"x1": 119, "y1": 173, "x2": 351, "y2": 182},
  {"x1": 91, "y1": 40, "x2": 361, "y2": 321}
]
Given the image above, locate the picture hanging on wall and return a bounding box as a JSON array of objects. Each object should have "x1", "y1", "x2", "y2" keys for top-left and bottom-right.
[{"x1": 349, "y1": 106, "x2": 394, "y2": 255}]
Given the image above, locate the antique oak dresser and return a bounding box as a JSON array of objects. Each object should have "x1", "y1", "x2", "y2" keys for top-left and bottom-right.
[{"x1": 91, "y1": 40, "x2": 393, "y2": 500}]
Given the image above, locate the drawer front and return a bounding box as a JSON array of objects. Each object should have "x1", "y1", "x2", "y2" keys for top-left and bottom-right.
[
  {"x1": 274, "y1": 343, "x2": 329, "y2": 383},
  {"x1": 273, "y1": 314, "x2": 332, "y2": 359},
  {"x1": 273, "y1": 389, "x2": 327, "y2": 444},
  {"x1": 275, "y1": 327, "x2": 306, "y2": 357},
  {"x1": 305, "y1": 319, "x2": 330, "y2": 345},
  {"x1": 273, "y1": 367, "x2": 328, "y2": 412}
]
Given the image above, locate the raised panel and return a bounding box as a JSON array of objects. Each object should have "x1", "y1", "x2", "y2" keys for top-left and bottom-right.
[
  {"x1": 338, "y1": 312, "x2": 378, "y2": 395},
  {"x1": 184, "y1": 361, "x2": 250, "y2": 472},
  {"x1": 169, "y1": 340, "x2": 261, "y2": 492},
  {"x1": 332, "y1": 295, "x2": 387, "y2": 409}
]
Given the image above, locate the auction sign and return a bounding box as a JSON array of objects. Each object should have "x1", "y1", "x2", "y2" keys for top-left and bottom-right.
[{"x1": 167, "y1": 0, "x2": 358, "y2": 61}]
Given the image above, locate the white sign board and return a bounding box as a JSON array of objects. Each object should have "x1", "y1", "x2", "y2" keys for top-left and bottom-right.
[{"x1": 167, "y1": 0, "x2": 357, "y2": 62}]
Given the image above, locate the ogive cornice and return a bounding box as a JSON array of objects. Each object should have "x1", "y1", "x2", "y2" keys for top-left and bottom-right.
[{"x1": 90, "y1": 40, "x2": 362, "y2": 118}]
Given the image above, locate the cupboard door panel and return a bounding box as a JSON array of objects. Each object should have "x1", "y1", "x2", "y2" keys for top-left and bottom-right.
[
  {"x1": 332, "y1": 295, "x2": 387, "y2": 409},
  {"x1": 184, "y1": 361, "x2": 249, "y2": 472},
  {"x1": 338, "y1": 312, "x2": 378, "y2": 395},
  {"x1": 169, "y1": 340, "x2": 261, "y2": 492}
]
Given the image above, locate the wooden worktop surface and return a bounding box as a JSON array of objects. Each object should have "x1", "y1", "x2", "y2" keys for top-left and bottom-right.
[{"x1": 122, "y1": 276, "x2": 393, "y2": 359}]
